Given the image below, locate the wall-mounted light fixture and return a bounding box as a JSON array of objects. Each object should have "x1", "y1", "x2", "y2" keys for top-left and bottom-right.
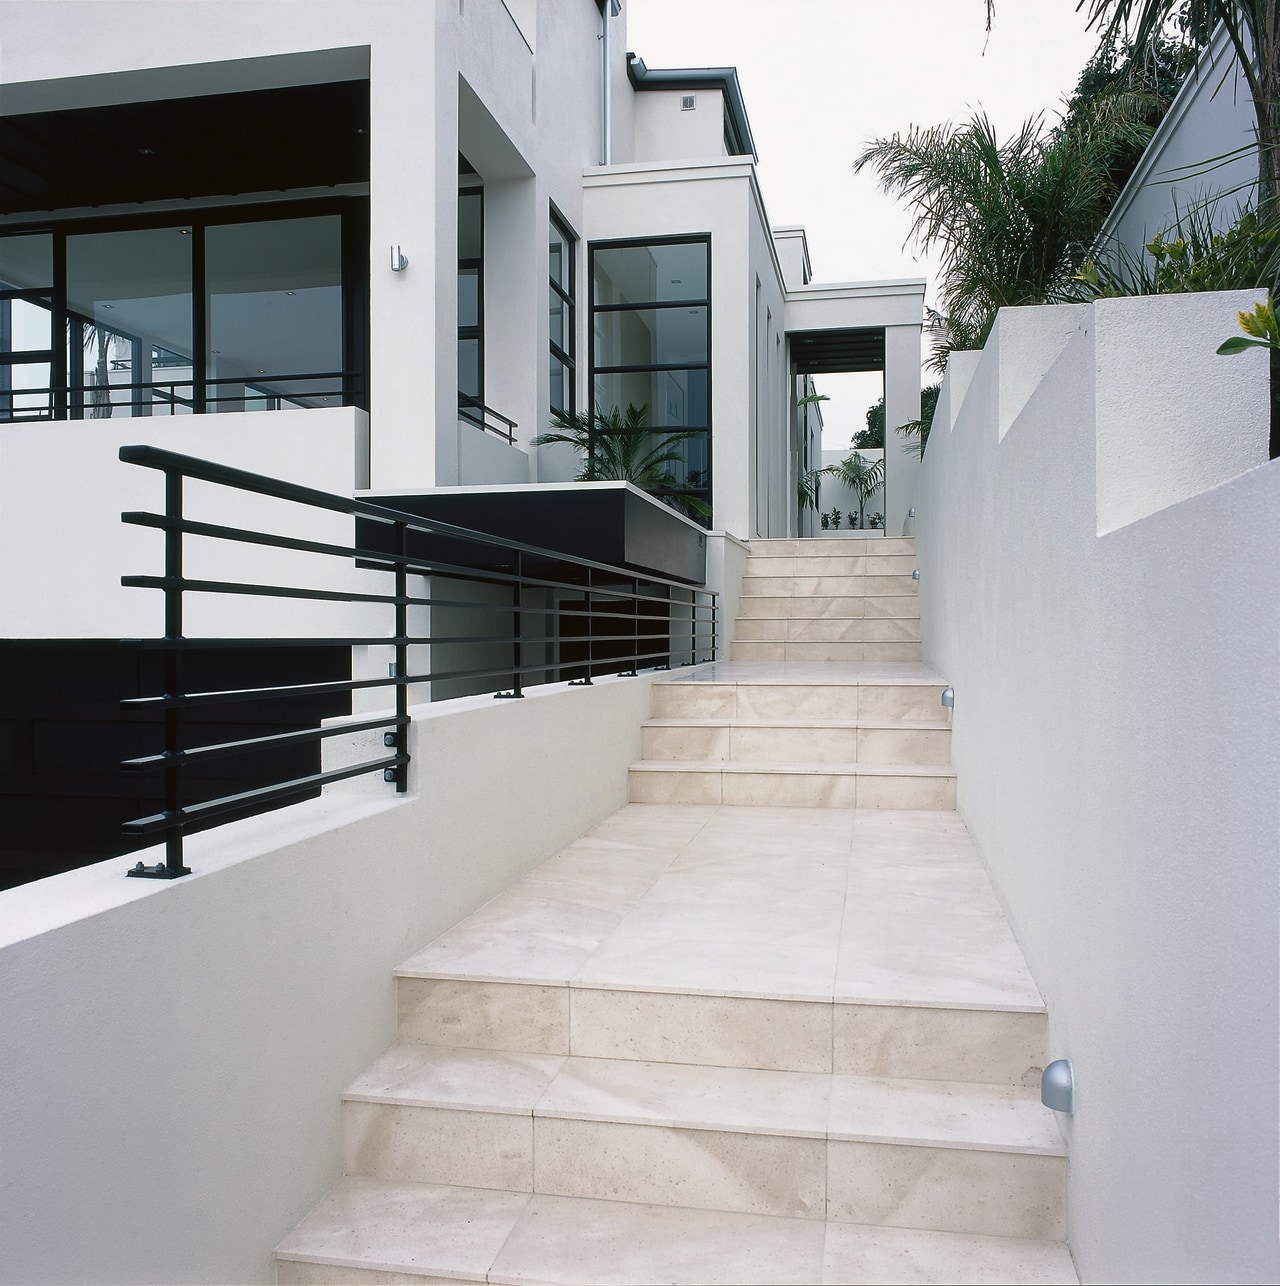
[
  {"x1": 940, "y1": 687, "x2": 954, "y2": 709},
  {"x1": 391, "y1": 245, "x2": 409, "y2": 272},
  {"x1": 1041, "y1": 1059, "x2": 1074, "y2": 1113},
  {"x1": 911, "y1": 568, "x2": 920, "y2": 581}
]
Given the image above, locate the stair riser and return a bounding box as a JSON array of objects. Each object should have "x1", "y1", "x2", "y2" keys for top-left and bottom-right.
[
  {"x1": 651, "y1": 683, "x2": 946, "y2": 722},
  {"x1": 748, "y1": 538, "x2": 915, "y2": 556},
  {"x1": 738, "y1": 595, "x2": 920, "y2": 620},
  {"x1": 729, "y1": 640, "x2": 923, "y2": 662},
  {"x1": 395, "y1": 981, "x2": 1046, "y2": 1086},
  {"x1": 344, "y1": 1104, "x2": 1063, "y2": 1238},
  {"x1": 743, "y1": 576, "x2": 918, "y2": 597},
  {"x1": 734, "y1": 618, "x2": 921, "y2": 643},
  {"x1": 640, "y1": 725, "x2": 951, "y2": 766},
  {"x1": 744, "y1": 555, "x2": 917, "y2": 578},
  {"x1": 629, "y1": 768, "x2": 956, "y2": 809}
]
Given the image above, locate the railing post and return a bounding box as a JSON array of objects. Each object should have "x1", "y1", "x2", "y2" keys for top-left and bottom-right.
[
  {"x1": 619, "y1": 576, "x2": 639, "y2": 677},
  {"x1": 569, "y1": 568, "x2": 593, "y2": 685},
  {"x1": 392, "y1": 519, "x2": 409, "y2": 791},
  {"x1": 495, "y1": 550, "x2": 524, "y2": 698},
  {"x1": 128, "y1": 466, "x2": 191, "y2": 879}
]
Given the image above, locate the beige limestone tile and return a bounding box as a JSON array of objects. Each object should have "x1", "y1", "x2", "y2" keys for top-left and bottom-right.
[
  {"x1": 788, "y1": 595, "x2": 866, "y2": 620},
  {"x1": 277, "y1": 1259, "x2": 474, "y2": 1285},
  {"x1": 820, "y1": 1222, "x2": 1078, "y2": 1285},
  {"x1": 537, "y1": 1056, "x2": 832, "y2": 1138},
  {"x1": 733, "y1": 617, "x2": 789, "y2": 641},
  {"x1": 827, "y1": 1074, "x2": 1064, "y2": 1154},
  {"x1": 274, "y1": 1176, "x2": 529, "y2": 1282},
  {"x1": 344, "y1": 1101, "x2": 533, "y2": 1190},
  {"x1": 854, "y1": 766, "x2": 957, "y2": 807},
  {"x1": 862, "y1": 641, "x2": 924, "y2": 663},
  {"x1": 722, "y1": 770, "x2": 860, "y2": 808},
  {"x1": 490, "y1": 1192, "x2": 828, "y2": 1286},
  {"x1": 866, "y1": 555, "x2": 918, "y2": 576},
  {"x1": 736, "y1": 595, "x2": 792, "y2": 618},
  {"x1": 523, "y1": 846, "x2": 674, "y2": 900},
  {"x1": 750, "y1": 537, "x2": 805, "y2": 553},
  {"x1": 628, "y1": 766, "x2": 723, "y2": 804},
  {"x1": 730, "y1": 725, "x2": 860, "y2": 763},
  {"x1": 735, "y1": 684, "x2": 859, "y2": 720},
  {"x1": 743, "y1": 555, "x2": 797, "y2": 576},
  {"x1": 568, "y1": 987, "x2": 834, "y2": 1072},
  {"x1": 861, "y1": 616, "x2": 922, "y2": 642},
  {"x1": 784, "y1": 641, "x2": 866, "y2": 662},
  {"x1": 650, "y1": 682, "x2": 737, "y2": 718},
  {"x1": 785, "y1": 617, "x2": 862, "y2": 643},
  {"x1": 833, "y1": 1004, "x2": 1046, "y2": 1087},
  {"x1": 346, "y1": 1044, "x2": 564, "y2": 1112},
  {"x1": 827, "y1": 1140, "x2": 1066, "y2": 1239},
  {"x1": 833, "y1": 942, "x2": 1045, "y2": 1011},
  {"x1": 863, "y1": 574, "x2": 920, "y2": 596},
  {"x1": 857, "y1": 727, "x2": 952, "y2": 766},
  {"x1": 730, "y1": 640, "x2": 788, "y2": 662},
  {"x1": 850, "y1": 808, "x2": 972, "y2": 845},
  {"x1": 396, "y1": 979, "x2": 569, "y2": 1054},
  {"x1": 857, "y1": 685, "x2": 946, "y2": 720},
  {"x1": 872, "y1": 537, "x2": 916, "y2": 555},
  {"x1": 794, "y1": 556, "x2": 866, "y2": 576},
  {"x1": 863, "y1": 595, "x2": 923, "y2": 619},
  {"x1": 534, "y1": 1117, "x2": 827, "y2": 1219},
  {"x1": 744, "y1": 576, "x2": 869, "y2": 597},
  {"x1": 641, "y1": 723, "x2": 731, "y2": 760}
]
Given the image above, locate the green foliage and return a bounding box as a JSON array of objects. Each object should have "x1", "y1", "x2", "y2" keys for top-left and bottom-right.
[
  {"x1": 856, "y1": 397, "x2": 886, "y2": 450},
  {"x1": 531, "y1": 403, "x2": 710, "y2": 522},
  {"x1": 1218, "y1": 298, "x2": 1280, "y2": 354},
  {"x1": 819, "y1": 451, "x2": 886, "y2": 530},
  {"x1": 896, "y1": 385, "x2": 942, "y2": 459}
]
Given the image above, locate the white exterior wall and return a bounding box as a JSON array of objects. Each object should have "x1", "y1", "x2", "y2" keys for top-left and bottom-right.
[
  {"x1": 916, "y1": 292, "x2": 1279, "y2": 1283},
  {"x1": 582, "y1": 158, "x2": 786, "y2": 540},
  {"x1": 818, "y1": 446, "x2": 885, "y2": 529},
  {"x1": 0, "y1": 671, "x2": 667, "y2": 1286},
  {"x1": 632, "y1": 87, "x2": 727, "y2": 163},
  {"x1": 1101, "y1": 24, "x2": 1257, "y2": 258}
]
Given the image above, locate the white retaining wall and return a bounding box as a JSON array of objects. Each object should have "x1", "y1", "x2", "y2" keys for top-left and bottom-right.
[
  {"x1": 0, "y1": 670, "x2": 667, "y2": 1285},
  {"x1": 917, "y1": 291, "x2": 1280, "y2": 1283}
]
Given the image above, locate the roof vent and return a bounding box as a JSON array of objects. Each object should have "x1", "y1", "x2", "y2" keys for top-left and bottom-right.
[{"x1": 680, "y1": 94, "x2": 696, "y2": 111}]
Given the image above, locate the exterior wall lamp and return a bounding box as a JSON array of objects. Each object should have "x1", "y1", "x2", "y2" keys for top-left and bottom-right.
[
  {"x1": 391, "y1": 245, "x2": 409, "y2": 272},
  {"x1": 1041, "y1": 1058, "x2": 1075, "y2": 1113},
  {"x1": 940, "y1": 687, "x2": 954, "y2": 709}
]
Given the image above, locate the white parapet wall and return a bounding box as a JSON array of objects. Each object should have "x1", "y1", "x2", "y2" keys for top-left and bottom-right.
[
  {"x1": 916, "y1": 290, "x2": 1280, "y2": 1283},
  {"x1": 0, "y1": 669, "x2": 668, "y2": 1285}
]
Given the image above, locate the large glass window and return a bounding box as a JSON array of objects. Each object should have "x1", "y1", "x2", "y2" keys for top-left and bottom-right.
[
  {"x1": 0, "y1": 234, "x2": 54, "y2": 421},
  {"x1": 549, "y1": 213, "x2": 575, "y2": 416},
  {"x1": 590, "y1": 236, "x2": 711, "y2": 524},
  {"x1": 458, "y1": 188, "x2": 484, "y2": 409}
]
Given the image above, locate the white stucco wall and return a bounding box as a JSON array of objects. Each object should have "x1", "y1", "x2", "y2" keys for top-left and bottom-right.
[
  {"x1": 916, "y1": 291, "x2": 1279, "y2": 1283},
  {"x1": 632, "y1": 87, "x2": 728, "y2": 163},
  {"x1": 0, "y1": 669, "x2": 667, "y2": 1286},
  {"x1": 1100, "y1": 24, "x2": 1258, "y2": 260}
]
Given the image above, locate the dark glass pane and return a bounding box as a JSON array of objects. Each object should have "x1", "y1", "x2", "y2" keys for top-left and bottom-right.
[
  {"x1": 458, "y1": 337, "x2": 481, "y2": 399},
  {"x1": 549, "y1": 285, "x2": 566, "y2": 351},
  {"x1": 591, "y1": 367, "x2": 707, "y2": 428},
  {"x1": 0, "y1": 234, "x2": 52, "y2": 290},
  {"x1": 594, "y1": 306, "x2": 707, "y2": 368},
  {"x1": 549, "y1": 230, "x2": 568, "y2": 289},
  {"x1": 459, "y1": 268, "x2": 480, "y2": 329},
  {"x1": 207, "y1": 215, "x2": 341, "y2": 410},
  {"x1": 459, "y1": 191, "x2": 483, "y2": 260},
  {"x1": 67, "y1": 226, "x2": 193, "y2": 419},
  {"x1": 549, "y1": 354, "x2": 569, "y2": 414},
  {"x1": 593, "y1": 242, "x2": 707, "y2": 306}
]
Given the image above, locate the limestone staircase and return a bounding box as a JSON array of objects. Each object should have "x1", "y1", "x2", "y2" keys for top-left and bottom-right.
[
  {"x1": 275, "y1": 535, "x2": 1075, "y2": 1285},
  {"x1": 630, "y1": 536, "x2": 957, "y2": 810}
]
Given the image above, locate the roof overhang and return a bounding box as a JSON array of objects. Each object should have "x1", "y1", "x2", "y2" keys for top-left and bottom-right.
[{"x1": 626, "y1": 55, "x2": 758, "y2": 163}]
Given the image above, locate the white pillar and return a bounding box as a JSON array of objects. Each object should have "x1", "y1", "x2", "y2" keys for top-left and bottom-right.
[{"x1": 883, "y1": 322, "x2": 922, "y2": 536}]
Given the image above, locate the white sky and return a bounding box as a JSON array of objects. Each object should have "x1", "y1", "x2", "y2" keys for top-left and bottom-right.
[{"x1": 625, "y1": 0, "x2": 1103, "y2": 443}]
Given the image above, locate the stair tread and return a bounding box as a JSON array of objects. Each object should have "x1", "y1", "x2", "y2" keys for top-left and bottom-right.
[
  {"x1": 643, "y1": 717, "x2": 951, "y2": 731},
  {"x1": 276, "y1": 1177, "x2": 1076, "y2": 1285},
  {"x1": 344, "y1": 1044, "x2": 1065, "y2": 1156},
  {"x1": 630, "y1": 759, "x2": 957, "y2": 778}
]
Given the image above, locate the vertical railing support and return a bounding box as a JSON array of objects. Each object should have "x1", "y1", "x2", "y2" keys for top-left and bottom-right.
[
  {"x1": 570, "y1": 568, "x2": 593, "y2": 685},
  {"x1": 128, "y1": 467, "x2": 191, "y2": 879},
  {"x1": 392, "y1": 520, "x2": 409, "y2": 791},
  {"x1": 495, "y1": 550, "x2": 525, "y2": 698}
]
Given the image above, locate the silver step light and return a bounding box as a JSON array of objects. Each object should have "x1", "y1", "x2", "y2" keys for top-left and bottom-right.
[
  {"x1": 940, "y1": 687, "x2": 954, "y2": 709},
  {"x1": 1041, "y1": 1059, "x2": 1074, "y2": 1113}
]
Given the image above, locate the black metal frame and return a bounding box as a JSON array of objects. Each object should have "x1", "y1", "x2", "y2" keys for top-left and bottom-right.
[
  {"x1": 457, "y1": 393, "x2": 517, "y2": 443},
  {"x1": 549, "y1": 208, "x2": 576, "y2": 417},
  {"x1": 588, "y1": 233, "x2": 712, "y2": 521},
  {"x1": 0, "y1": 197, "x2": 369, "y2": 418},
  {"x1": 118, "y1": 444, "x2": 717, "y2": 879},
  {"x1": 457, "y1": 186, "x2": 484, "y2": 410}
]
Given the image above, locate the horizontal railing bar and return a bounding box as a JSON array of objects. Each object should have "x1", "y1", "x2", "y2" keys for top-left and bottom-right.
[
  {"x1": 121, "y1": 575, "x2": 434, "y2": 608},
  {"x1": 120, "y1": 715, "x2": 407, "y2": 772},
  {"x1": 121, "y1": 754, "x2": 409, "y2": 834},
  {"x1": 120, "y1": 673, "x2": 427, "y2": 710},
  {"x1": 125, "y1": 636, "x2": 419, "y2": 651}
]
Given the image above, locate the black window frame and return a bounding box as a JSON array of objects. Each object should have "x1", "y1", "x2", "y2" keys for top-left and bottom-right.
[
  {"x1": 0, "y1": 195, "x2": 369, "y2": 422},
  {"x1": 549, "y1": 208, "x2": 576, "y2": 418},
  {"x1": 457, "y1": 185, "x2": 485, "y2": 413},
  {"x1": 588, "y1": 232, "x2": 712, "y2": 525}
]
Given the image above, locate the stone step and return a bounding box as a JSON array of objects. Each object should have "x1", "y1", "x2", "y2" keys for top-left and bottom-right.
[
  {"x1": 336, "y1": 1045, "x2": 1065, "y2": 1237},
  {"x1": 749, "y1": 536, "x2": 916, "y2": 556},
  {"x1": 651, "y1": 680, "x2": 947, "y2": 721},
  {"x1": 738, "y1": 593, "x2": 919, "y2": 620},
  {"x1": 743, "y1": 553, "x2": 917, "y2": 578},
  {"x1": 734, "y1": 617, "x2": 921, "y2": 643},
  {"x1": 628, "y1": 760, "x2": 956, "y2": 809},
  {"x1": 275, "y1": 1177, "x2": 1077, "y2": 1285},
  {"x1": 730, "y1": 639, "x2": 923, "y2": 663},
  {"x1": 641, "y1": 718, "x2": 950, "y2": 766},
  {"x1": 741, "y1": 575, "x2": 919, "y2": 597}
]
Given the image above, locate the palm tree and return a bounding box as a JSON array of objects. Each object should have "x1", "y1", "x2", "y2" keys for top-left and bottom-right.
[
  {"x1": 856, "y1": 102, "x2": 1155, "y2": 368},
  {"x1": 532, "y1": 403, "x2": 711, "y2": 521},
  {"x1": 819, "y1": 451, "x2": 886, "y2": 530}
]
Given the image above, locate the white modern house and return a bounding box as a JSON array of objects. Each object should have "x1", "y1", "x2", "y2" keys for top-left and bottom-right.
[{"x1": 0, "y1": 4, "x2": 1276, "y2": 1285}]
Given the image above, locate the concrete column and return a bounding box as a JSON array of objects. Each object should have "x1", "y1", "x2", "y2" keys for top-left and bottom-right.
[{"x1": 883, "y1": 322, "x2": 922, "y2": 536}]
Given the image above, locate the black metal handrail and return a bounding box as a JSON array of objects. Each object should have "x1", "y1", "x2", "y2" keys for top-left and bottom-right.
[
  {"x1": 457, "y1": 393, "x2": 517, "y2": 443},
  {"x1": 118, "y1": 444, "x2": 717, "y2": 879}
]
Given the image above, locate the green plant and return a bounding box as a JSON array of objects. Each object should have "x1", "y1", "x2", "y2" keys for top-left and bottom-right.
[
  {"x1": 896, "y1": 385, "x2": 942, "y2": 459},
  {"x1": 532, "y1": 403, "x2": 710, "y2": 521},
  {"x1": 868, "y1": 512, "x2": 885, "y2": 530},
  {"x1": 820, "y1": 512, "x2": 831, "y2": 530},
  {"x1": 829, "y1": 508, "x2": 844, "y2": 530},
  {"x1": 856, "y1": 397, "x2": 886, "y2": 449},
  {"x1": 820, "y1": 452, "x2": 886, "y2": 531},
  {"x1": 1218, "y1": 298, "x2": 1280, "y2": 354}
]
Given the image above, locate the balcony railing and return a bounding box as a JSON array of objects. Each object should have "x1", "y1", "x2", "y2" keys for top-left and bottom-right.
[
  {"x1": 457, "y1": 393, "x2": 517, "y2": 443},
  {"x1": 117, "y1": 444, "x2": 718, "y2": 879}
]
